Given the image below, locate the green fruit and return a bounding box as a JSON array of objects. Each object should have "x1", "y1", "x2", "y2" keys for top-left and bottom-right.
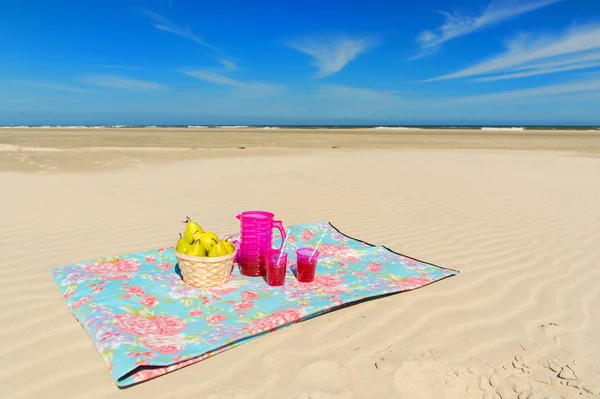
[
  {"x1": 183, "y1": 216, "x2": 204, "y2": 243},
  {"x1": 208, "y1": 241, "x2": 229, "y2": 257},
  {"x1": 222, "y1": 240, "x2": 235, "y2": 254},
  {"x1": 175, "y1": 238, "x2": 192, "y2": 254},
  {"x1": 199, "y1": 232, "x2": 219, "y2": 252},
  {"x1": 187, "y1": 240, "x2": 207, "y2": 257}
]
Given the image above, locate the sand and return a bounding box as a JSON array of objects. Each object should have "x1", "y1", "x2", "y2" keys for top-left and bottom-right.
[{"x1": 1, "y1": 128, "x2": 599, "y2": 399}]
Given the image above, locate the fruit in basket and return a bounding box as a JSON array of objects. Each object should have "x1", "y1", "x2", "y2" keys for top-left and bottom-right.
[
  {"x1": 222, "y1": 239, "x2": 235, "y2": 254},
  {"x1": 192, "y1": 229, "x2": 204, "y2": 242},
  {"x1": 199, "y1": 232, "x2": 219, "y2": 252},
  {"x1": 208, "y1": 241, "x2": 230, "y2": 257},
  {"x1": 175, "y1": 234, "x2": 192, "y2": 254},
  {"x1": 183, "y1": 216, "x2": 204, "y2": 243},
  {"x1": 188, "y1": 240, "x2": 207, "y2": 257}
]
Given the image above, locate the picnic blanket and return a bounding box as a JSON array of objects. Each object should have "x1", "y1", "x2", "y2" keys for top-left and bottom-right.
[{"x1": 51, "y1": 221, "x2": 458, "y2": 387}]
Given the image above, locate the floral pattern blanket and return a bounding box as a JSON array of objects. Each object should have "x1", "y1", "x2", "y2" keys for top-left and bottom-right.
[{"x1": 51, "y1": 221, "x2": 458, "y2": 387}]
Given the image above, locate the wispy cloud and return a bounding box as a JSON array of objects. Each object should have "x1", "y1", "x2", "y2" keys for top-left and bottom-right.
[
  {"x1": 287, "y1": 35, "x2": 378, "y2": 78},
  {"x1": 140, "y1": 10, "x2": 226, "y2": 55},
  {"x1": 180, "y1": 70, "x2": 284, "y2": 98},
  {"x1": 411, "y1": 0, "x2": 563, "y2": 59},
  {"x1": 21, "y1": 81, "x2": 90, "y2": 93},
  {"x1": 441, "y1": 77, "x2": 600, "y2": 104},
  {"x1": 422, "y1": 24, "x2": 600, "y2": 82},
  {"x1": 181, "y1": 70, "x2": 245, "y2": 87},
  {"x1": 218, "y1": 59, "x2": 238, "y2": 71},
  {"x1": 77, "y1": 75, "x2": 167, "y2": 91},
  {"x1": 141, "y1": 10, "x2": 240, "y2": 70}
]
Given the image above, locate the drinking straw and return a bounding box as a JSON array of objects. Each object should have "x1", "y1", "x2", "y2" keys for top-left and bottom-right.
[
  {"x1": 277, "y1": 229, "x2": 290, "y2": 265},
  {"x1": 311, "y1": 232, "x2": 327, "y2": 257}
]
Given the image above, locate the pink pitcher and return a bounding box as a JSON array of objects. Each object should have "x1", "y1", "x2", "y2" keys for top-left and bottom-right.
[{"x1": 233, "y1": 211, "x2": 286, "y2": 277}]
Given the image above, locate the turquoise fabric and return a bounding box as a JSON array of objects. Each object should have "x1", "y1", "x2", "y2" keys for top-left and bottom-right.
[{"x1": 51, "y1": 221, "x2": 458, "y2": 387}]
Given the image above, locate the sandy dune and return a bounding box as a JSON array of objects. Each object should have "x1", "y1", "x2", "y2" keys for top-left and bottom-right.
[{"x1": 1, "y1": 129, "x2": 600, "y2": 398}]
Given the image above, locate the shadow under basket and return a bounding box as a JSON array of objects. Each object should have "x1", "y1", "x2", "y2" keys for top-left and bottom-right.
[{"x1": 174, "y1": 245, "x2": 237, "y2": 288}]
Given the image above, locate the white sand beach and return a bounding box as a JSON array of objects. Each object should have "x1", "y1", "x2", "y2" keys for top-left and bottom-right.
[{"x1": 1, "y1": 128, "x2": 599, "y2": 399}]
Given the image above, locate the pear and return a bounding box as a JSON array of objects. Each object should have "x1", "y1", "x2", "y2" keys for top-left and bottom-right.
[
  {"x1": 187, "y1": 240, "x2": 207, "y2": 257},
  {"x1": 208, "y1": 241, "x2": 230, "y2": 257},
  {"x1": 192, "y1": 229, "x2": 204, "y2": 242},
  {"x1": 175, "y1": 234, "x2": 192, "y2": 254},
  {"x1": 222, "y1": 239, "x2": 235, "y2": 254},
  {"x1": 182, "y1": 216, "x2": 204, "y2": 243},
  {"x1": 199, "y1": 232, "x2": 219, "y2": 252}
]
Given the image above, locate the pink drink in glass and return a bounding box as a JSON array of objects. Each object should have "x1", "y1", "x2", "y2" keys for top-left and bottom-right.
[
  {"x1": 296, "y1": 248, "x2": 319, "y2": 283},
  {"x1": 266, "y1": 251, "x2": 287, "y2": 286}
]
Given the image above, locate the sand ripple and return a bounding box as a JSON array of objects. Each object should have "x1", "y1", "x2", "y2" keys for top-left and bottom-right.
[{"x1": 1, "y1": 149, "x2": 599, "y2": 398}]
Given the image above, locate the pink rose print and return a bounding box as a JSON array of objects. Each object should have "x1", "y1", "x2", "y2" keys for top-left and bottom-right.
[
  {"x1": 353, "y1": 271, "x2": 367, "y2": 277},
  {"x1": 128, "y1": 352, "x2": 142, "y2": 358},
  {"x1": 132, "y1": 357, "x2": 201, "y2": 383},
  {"x1": 141, "y1": 295, "x2": 159, "y2": 308},
  {"x1": 331, "y1": 299, "x2": 343, "y2": 306},
  {"x1": 206, "y1": 314, "x2": 226, "y2": 324},
  {"x1": 189, "y1": 308, "x2": 204, "y2": 317},
  {"x1": 140, "y1": 334, "x2": 185, "y2": 354},
  {"x1": 126, "y1": 286, "x2": 145, "y2": 297},
  {"x1": 392, "y1": 276, "x2": 434, "y2": 290},
  {"x1": 288, "y1": 274, "x2": 350, "y2": 295},
  {"x1": 92, "y1": 287, "x2": 103, "y2": 294},
  {"x1": 337, "y1": 251, "x2": 361, "y2": 263},
  {"x1": 115, "y1": 314, "x2": 162, "y2": 336},
  {"x1": 72, "y1": 296, "x2": 93, "y2": 309},
  {"x1": 315, "y1": 274, "x2": 344, "y2": 287},
  {"x1": 234, "y1": 300, "x2": 254, "y2": 311},
  {"x1": 84, "y1": 258, "x2": 141, "y2": 280},
  {"x1": 242, "y1": 308, "x2": 307, "y2": 335},
  {"x1": 157, "y1": 248, "x2": 166, "y2": 253},
  {"x1": 241, "y1": 291, "x2": 259, "y2": 300},
  {"x1": 288, "y1": 235, "x2": 298, "y2": 242},
  {"x1": 156, "y1": 263, "x2": 172, "y2": 271},
  {"x1": 367, "y1": 262, "x2": 381, "y2": 273},
  {"x1": 315, "y1": 244, "x2": 345, "y2": 256},
  {"x1": 316, "y1": 244, "x2": 360, "y2": 263},
  {"x1": 146, "y1": 255, "x2": 156, "y2": 263},
  {"x1": 106, "y1": 274, "x2": 132, "y2": 280},
  {"x1": 85, "y1": 258, "x2": 141, "y2": 273},
  {"x1": 207, "y1": 282, "x2": 238, "y2": 296},
  {"x1": 302, "y1": 228, "x2": 315, "y2": 241},
  {"x1": 154, "y1": 316, "x2": 188, "y2": 336},
  {"x1": 64, "y1": 291, "x2": 75, "y2": 299}
]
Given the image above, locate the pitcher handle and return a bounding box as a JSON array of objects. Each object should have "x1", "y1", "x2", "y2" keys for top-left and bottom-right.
[{"x1": 272, "y1": 220, "x2": 286, "y2": 251}]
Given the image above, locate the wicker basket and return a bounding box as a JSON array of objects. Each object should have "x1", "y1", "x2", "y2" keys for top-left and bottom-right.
[{"x1": 174, "y1": 245, "x2": 237, "y2": 288}]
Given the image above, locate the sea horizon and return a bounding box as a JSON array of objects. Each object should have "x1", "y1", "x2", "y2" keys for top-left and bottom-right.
[{"x1": 1, "y1": 124, "x2": 598, "y2": 131}]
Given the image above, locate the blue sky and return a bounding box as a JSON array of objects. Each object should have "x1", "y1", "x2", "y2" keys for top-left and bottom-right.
[{"x1": 1, "y1": 0, "x2": 600, "y2": 125}]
